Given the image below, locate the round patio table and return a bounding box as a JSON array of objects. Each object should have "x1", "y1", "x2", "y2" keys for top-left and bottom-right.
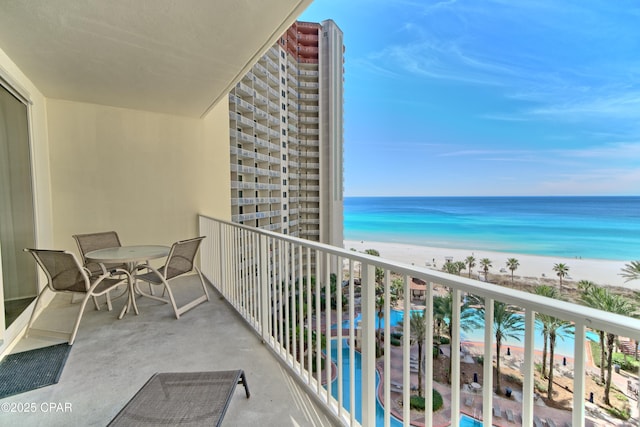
[{"x1": 85, "y1": 245, "x2": 170, "y2": 319}]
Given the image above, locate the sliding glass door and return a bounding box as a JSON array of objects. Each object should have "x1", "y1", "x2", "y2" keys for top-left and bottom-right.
[{"x1": 0, "y1": 81, "x2": 37, "y2": 329}]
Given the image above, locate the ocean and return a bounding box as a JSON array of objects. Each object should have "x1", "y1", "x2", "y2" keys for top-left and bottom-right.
[{"x1": 344, "y1": 196, "x2": 640, "y2": 261}]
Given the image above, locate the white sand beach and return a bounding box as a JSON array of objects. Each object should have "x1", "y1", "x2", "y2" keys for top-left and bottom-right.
[{"x1": 344, "y1": 240, "x2": 638, "y2": 291}]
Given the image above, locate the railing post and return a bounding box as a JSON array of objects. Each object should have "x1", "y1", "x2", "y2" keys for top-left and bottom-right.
[
  {"x1": 522, "y1": 308, "x2": 535, "y2": 426},
  {"x1": 573, "y1": 321, "x2": 586, "y2": 427},
  {"x1": 259, "y1": 234, "x2": 270, "y2": 343},
  {"x1": 360, "y1": 263, "x2": 376, "y2": 426},
  {"x1": 424, "y1": 283, "x2": 434, "y2": 427},
  {"x1": 483, "y1": 297, "x2": 494, "y2": 427},
  {"x1": 451, "y1": 288, "x2": 461, "y2": 427},
  {"x1": 218, "y1": 221, "x2": 226, "y2": 297}
]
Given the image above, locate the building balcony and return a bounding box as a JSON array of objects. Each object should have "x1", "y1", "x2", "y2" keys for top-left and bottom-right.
[
  {"x1": 231, "y1": 181, "x2": 280, "y2": 191},
  {"x1": 254, "y1": 62, "x2": 268, "y2": 76},
  {"x1": 229, "y1": 94, "x2": 255, "y2": 113},
  {"x1": 231, "y1": 197, "x2": 281, "y2": 206},
  {"x1": 4, "y1": 270, "x2": 332, "y2": 426}
]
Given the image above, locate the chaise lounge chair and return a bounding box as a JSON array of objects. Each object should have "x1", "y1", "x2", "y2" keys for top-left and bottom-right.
[
  {"x1": 506, "y1": 408, "x2": 515, "y2": 422},
  {"x1": 108, "y1": 370, "x2": 250, "y2": 426},
  {"x1": 493, "y1": 405, "x2": 502, "y2": 418}
]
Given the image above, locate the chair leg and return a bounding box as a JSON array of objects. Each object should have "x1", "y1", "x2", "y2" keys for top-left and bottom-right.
[
  {"x1": 69, "y1": 292, "x2": 94, "y2": 345},
  {"x1": 195, "y1": 267, "x2": 210, "y2": 302},
  {"x1": 105, "y1": 291, "x2": 113, "y2": 311},
  {"x1": 92, "y1": 295, "x2": 102, "y2": 311},
  {"x1": 25, "y1": 287, "x2": 48, "y2": 338},
  {"x1": 161, "y1": 283, "x2": 181, "y2": 319}
]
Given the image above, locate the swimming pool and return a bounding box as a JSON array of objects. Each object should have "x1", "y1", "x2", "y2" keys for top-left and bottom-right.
[
  {"x1": 341, "y1": 308, "x2": 599, "y2": 357},
  {"x1": 339, "y1": 308, "x2": 422, "y2": 329},
  {"x1": 460, "y1": 414, "x2": 488, "y2": 426},
  {"x1": 328, "y1": 339, "x2": 490, "y2": 426}
]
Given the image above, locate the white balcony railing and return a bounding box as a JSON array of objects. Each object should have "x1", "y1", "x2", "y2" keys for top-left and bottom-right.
[{"x1": 198, "y1": 215, "x2": 640, "y2": 427}]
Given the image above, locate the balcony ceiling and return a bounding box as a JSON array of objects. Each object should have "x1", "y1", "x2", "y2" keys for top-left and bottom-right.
[{"x1": 0, "y1": 0, "x2": 312, "y2": 117}]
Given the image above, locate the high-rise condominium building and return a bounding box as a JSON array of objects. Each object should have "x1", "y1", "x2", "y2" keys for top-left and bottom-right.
[{"x1": 229, "y1": 20, "x2": 344, "y2": 247}]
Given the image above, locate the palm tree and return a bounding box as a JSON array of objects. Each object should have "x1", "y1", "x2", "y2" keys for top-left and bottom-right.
[
  {"x1": 581, "y1": 284, "x2": 636, "y2": 405},
  {"x1": 433, "y1": 291, "x2": 481, "y2": 383},
  {"x1": 376, "y1": 293, "x2": 383, "y2": 356},
  {"x1": 479, "y1": 258, "x2": 492, "y2": 281},
  {"x1": 620, "y1": 261, "x2": 640, "y2": 282},
  {"x1": 455, "y1": 261, "x2": 466, "y2": 275},
  {"x1": 465, "y1": 256, "x2": 476, "y2": 278},
  {"x1": 391, "y1": 277, "x2": 404, "y2": 302},
  {"x1": 397, "y1": 309, "x2": 428, "y2": 396},
  {"x1": 534, "y1": 285, "x2": 559, "y2": 378},
  {"x1": 506, "y1": 258, "x2": 519, "y2": 284},
  {"x1": 578, "y1": 281, "x2": 606, "y2": 382},
  {"x1": 552, "y1": 263, "x2": 569, "y2": 290},
  {"x1": 545, "y1": 316, "x2": 574, "y2": 400},
  {"x1": 442, "y1": 260, "x2": 460, "y2": 275},
  {"x1": 478, "y1": 300, "x2": 524, "y2": 394},
  {"x1": 365, "y1": 249, "x2": 384, "y2": 284}
]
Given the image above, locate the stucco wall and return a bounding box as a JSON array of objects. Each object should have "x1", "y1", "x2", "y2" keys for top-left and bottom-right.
[{"x1": 46, "y1": 99, "x2": 231, "y2": 249}]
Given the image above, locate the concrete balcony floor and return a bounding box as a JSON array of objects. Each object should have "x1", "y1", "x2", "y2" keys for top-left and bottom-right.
[{"x1": 2, "y1": 277, "x2": 336, "y2": 426}]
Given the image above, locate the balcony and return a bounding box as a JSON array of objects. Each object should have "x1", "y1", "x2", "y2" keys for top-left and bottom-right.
[{"x1": 4, "y1": 271, "x2": 333, "y2": 426}]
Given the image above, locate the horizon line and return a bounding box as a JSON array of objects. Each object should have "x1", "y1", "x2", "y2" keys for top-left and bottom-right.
[{"x1": 344, "y1": 194, "x2": 640, "y2": 198}]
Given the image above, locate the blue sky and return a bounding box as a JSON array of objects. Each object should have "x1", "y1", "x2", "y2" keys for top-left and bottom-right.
[{"x1": 300, "y1": 0, "x2": 640, "y2": 196}]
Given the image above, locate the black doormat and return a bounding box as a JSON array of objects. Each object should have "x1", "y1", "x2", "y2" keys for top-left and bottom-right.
[{"x1": 0, "y1": 343, "x2": 72, "y2": 399}]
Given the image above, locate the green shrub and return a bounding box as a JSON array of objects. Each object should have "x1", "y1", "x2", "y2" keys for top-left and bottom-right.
[
  {"x1": 437, "y1": 336, "x2": 450, "y2": 345},
  {"x1": 612, "y1": 353, "x2": 640, "y2": 371},
  {"x1": 407, "y1": 389, "x2": 443, "y2": 412},
  {"x1": 390, "y1": 337, "x2": 401, "y2": 346},
  {"x1": 535, "y1": 380, "x2": 547, "y2": 393},
  {"x1": 606, "y1": 405, "x2": 630, "y2": 420},
  {"x1": 409, "y1": 396, "x2": 425, "y2": 410},
  {"x1": 476, "y1": 356, "x2": 484, "y2": 365},
  {"x1": 433, "y1": 389, "x2": 443, "y2": 411},
  {"x1": 390, "y1": 332, "x2": 403, "y2": 340}
]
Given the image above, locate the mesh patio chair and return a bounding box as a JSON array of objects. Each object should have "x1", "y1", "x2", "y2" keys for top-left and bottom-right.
[
  {"x1": 72, "y1": 231, "x2": 129, "y2": 276},
  {"x1": 24, "y1": 248, "x2": 131, "y2": 344},
  {"x1": 134, "y1": 236, "x2": 210, "y2": 319},
  {"x1": 73, "y1": 231, "x2": 129, "y2": 309}
]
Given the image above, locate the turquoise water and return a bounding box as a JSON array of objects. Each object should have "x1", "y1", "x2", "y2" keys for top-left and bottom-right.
[
  {"x1": 343, "y1": 309, "x2": 598, "y2": 357},
  {"x1": 460, "y1": 414, "x2": 487, "y2": 426},
  {"x1": 327, "y1": 340, "x2": 487, "y2": 426},
  {"x1": 344, "y1": 196, "x2": 640, "y2": 261}
]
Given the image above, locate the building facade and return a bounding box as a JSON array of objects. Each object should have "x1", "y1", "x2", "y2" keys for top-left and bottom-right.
[{"x1": 229, "y1": 20, "x2": 344, "y2": 247}]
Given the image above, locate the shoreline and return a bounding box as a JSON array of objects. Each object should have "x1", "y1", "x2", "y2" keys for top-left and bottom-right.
[{"x1": 344, "y1": 239, "x2": 637, "y2": 290}]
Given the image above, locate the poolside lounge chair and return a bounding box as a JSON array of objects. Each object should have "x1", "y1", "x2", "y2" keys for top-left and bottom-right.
[
  {"x1": 464, "y1": 396, "x2": 473, "y2": 407},
  {"x1": 546, "y1": 418, "x2": 557, "y2": 427},
  {"x1": 506, "y1": 408, "x2": 514, "y2": 422},
  {"x1": 533, "y1": 415, "x2": 544, "y2": 427},
  {"x1": 493, "y1": 405, "x2": 502, "y2": 418},
  {"x1": 109, "y1": 370, "x2": 249, "y2": 426},
  {"x1": 135, "y1": 237, "x2": 210, "y2": 318}
]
